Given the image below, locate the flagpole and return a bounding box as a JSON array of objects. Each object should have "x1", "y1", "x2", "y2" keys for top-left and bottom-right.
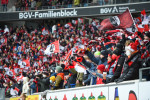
[
  {"x1": 127, "y1": 8, "x2": 138, "y2": 32},
  {"x1": 58, "y1": 40, "x2": 61, "y2": 66}
]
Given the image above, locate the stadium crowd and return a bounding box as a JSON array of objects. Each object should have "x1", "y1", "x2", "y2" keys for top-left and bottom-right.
[
  {"x1": 14, "y1": 0, "x2": 94, "y2": 11},
  {"x1": 0, "y1": 12, "x2": 150, "y2": 98}
]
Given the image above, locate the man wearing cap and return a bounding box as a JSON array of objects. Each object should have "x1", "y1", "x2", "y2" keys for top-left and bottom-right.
[{"x1": 53, "y1": 66, "x2": 64, "y2": 90}]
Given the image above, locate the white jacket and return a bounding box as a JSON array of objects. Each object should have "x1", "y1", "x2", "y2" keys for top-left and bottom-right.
[{"x1": 22, "y1": 77, "x2": 30, "y2": 94}]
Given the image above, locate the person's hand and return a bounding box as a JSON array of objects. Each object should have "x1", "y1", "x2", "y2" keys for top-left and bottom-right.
[
  {"x1": 103, "y1": 72, "x2": 107, "y2": 80},
  {"x1": 92, "y1": 73, "x2": 96, "y2": 76},
  {"x1": 76, "y1": 80, "x2": 79, "y2": 84},
  {"x1": 65, "y1": 75, "x2": 69, "y2": 80},
  {"x1": 82, "y1": 82, "x2": 85, "y2": 86}
]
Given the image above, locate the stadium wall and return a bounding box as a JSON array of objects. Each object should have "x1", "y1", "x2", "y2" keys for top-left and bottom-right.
[{"x1": 10, "y1": 80, "x2": 150, "y2": 100}]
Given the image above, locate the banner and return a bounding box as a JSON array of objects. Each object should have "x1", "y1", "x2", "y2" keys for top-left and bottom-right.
[
  {"x1": 44, "y1": 41, "x2": 60, "y2": 55},
  {"x1": 0, "y1": 2, "x2": 150, "y2": 21},
  {"x1": 139, "y1": 81, "x2": 150, "y2": 100},
  {"x1": 10, "y1": 95, "x2": 39, "y2": 100},
  {"x1": 10, "y1": 97, "x2": 20, "y2": 100},
  {"x1": 109, "y1": 83, "x2": 139, "y2": 100},
  {"x1": 100, "y1": 9, "x2": 134, "y2": 31},
  {"x1": 26, "y1": 95, "x2": 39, "y2": 100},
  {"x1": 39, "y1": 86, "x2": 109, "y2": 100}
]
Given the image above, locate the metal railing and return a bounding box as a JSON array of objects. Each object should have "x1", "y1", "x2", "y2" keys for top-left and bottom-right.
[
  {"x1": 0, "y1": 0, "x2": 150, "y2": 12},
  {"x1": 0, "y1": 88, "x2": 5, "y2": 100},
  {"x1": 139, "y1": 67, "x2": 150, "y2": 82}
]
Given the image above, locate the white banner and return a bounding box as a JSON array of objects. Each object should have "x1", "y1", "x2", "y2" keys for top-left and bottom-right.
[
  {"x1": 18, "y1": 81, "x2": 150, "y2": 100},
  {"x1": 39, "y1": 85, "x2": 108, "y2": 100},
  {"x1": 139, "y1": 81, "x2": 150, "y2": 100},
  {"x1": 109, "y1": 82, "x2": 138, "y2": 100}
]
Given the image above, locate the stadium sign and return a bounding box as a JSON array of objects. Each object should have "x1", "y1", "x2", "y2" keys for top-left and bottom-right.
[
  {"x1": 0, "y1": 2, "x2": 150, "y2": 21},
  {"x1": 19, "y1": 9, "x2": 77, "y2": 19},
  {"x1": 99, "y1": 6, "x2": 136, "y2": 14}
]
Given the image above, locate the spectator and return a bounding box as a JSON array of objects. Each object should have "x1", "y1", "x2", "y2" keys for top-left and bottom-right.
[
  {"x1": 84, "y1": 49, "x2": 108, "y2": 66},
  {"x1": 95, "y1": 64, "x2": 105, "y2": 84},
  {"x1": 15, "y1": 0, "x2": 22, "y2": 11},
  {"x1": 81, "y1": 56, "x2": 97, "y2": 85},
  {"x1": 53, "y1": 66, "x2": 64, "y2": 90},
  {"x1": 74, "y1": 0, "x2": 80, "y2": 7},
  {"x1": 19, "y1": 93, "x2": 27, "y2": 100},
  {"x1": 68, "y1": 0, "x2": 73, "y2": 8},
  {"x1": 36, "y1": 0, "x2": 42, "y2": 10},
  {"x1": 37, "y1": 72, "x2": 50, "y2": 92},
  {"x1": 1, "y1": 0, "x2": 8, "y2": 11},
  {"x1": 51, "y1": 0, "x2": 57, "y2": 9},
  {"x1": 115, "y1": 42, "x2": 142, "y2": 83},
  {"x1": 31, "y1": 0, "x2": 36, "y2": 10},
  {"x1": 22, "y1": 77, "x2": 30, "y2": 95},
  {"x1": 0, "y1": 11, "x2": 150, "y2": 97}
]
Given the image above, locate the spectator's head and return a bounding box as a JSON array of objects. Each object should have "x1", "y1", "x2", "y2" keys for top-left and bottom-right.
[
  {"x1": 94, "y1": 51, "x2": 100, "y2": 58},
  {"x1": 97, "y1": 64, "x2": 105, "y2": 74},
  {"x1": 111, "y1": 49, "x2": 122, "y2": 60},
  {"x1": 125, "y1": 40, "x2": 133, "y2": 47},
  {"x1": 107, "y1": 54, "x2": 112, "y2": 63},
  {"x1": 55, "y1": 66, "x2": 63, "y2": 73},
  {"x1": 20, "y1": 93, "x2": 27, "y2": 100},
  {"x1": 5, "y1": 25, "x2": 7, "y2": 28},
  {"x1": 50, "y1": 76, "x2": 56, "y2": 83},
  {"x1": 42, "y1": 72, "x2": 49, "y2": 78},
  {"x1": 144, "y1": 32, "x2": 150, "y2": 40},
  {"x1": 115, "y1": 43, "x2": 123, "y2": 50},
  {"x1": 125, "y1": 42, "x2": 137, "y2": 57}
]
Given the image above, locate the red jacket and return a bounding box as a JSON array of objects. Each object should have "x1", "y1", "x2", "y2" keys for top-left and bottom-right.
[
  {"x1": 1, "y1": 0, "x2": 8, "y2": 4},
  {"x1": 96, "y1": 77, "x2": 104, "y2": 84}
]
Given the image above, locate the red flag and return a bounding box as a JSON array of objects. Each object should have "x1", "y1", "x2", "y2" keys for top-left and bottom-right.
[
  {"x1": 141, "y1": 9, "x2": 146, "y2": 22},
  {"x1": 144, "y1": 24, "x2": 149, "y2": 32},
  {"x1": 23, "y1": 59, "x2": 30, "y2": 67},
  {"x1": 65, "y1": 49, "x2": 72, "y2": 61},
  {"x1": 136, "y1": 17, "x2": 142, "y2": 24},
  {"x1": 65, "y1": 23, "x2": 72, "y2": 28},
  {"x1": 73, "y1": 61, "x2": 86, "y2": 70},
  {"x1": 44, "y1": 41, "x2": 60, "y2": 55},
  {"x1": 105, "y1": 30, "x2": 120, "y2": 34},
  {"x1": 137, "y1": 27, "x2": 144, "y2": 33},
  {"x1": 16, "y1": 74, "x2": 24, "y2": 81},
  {"x1": 42, "y1": 27, "x2": 45, "y2": 32},
  {"x1": 72, "y1": 20, "x2": 78, "y2": 25},
  {"x1": 100, "y1": 9, "x2": 134, "y2": 30},
  {"x1": 141, "y1": 9, "x2": 146, "y2": 16},
  {"x1": 14, "y1": 87, "x2": 20, "y2": 93},
  {"x1": 78, "y1": 18, "x2": 83, "y2": 24},
  {"x1": 51, "y1": 40, "x2": 60, "y2": 53}
]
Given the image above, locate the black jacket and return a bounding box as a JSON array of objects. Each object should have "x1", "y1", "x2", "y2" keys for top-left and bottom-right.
[
  {"x1": 38, "y1": 77, "x2": 50, "y2": 92},
  {"x1": 117, "y1": 51, "x2": 142, "y2": 82},
  {"x1": 110, "y1": 55, "x2": 125, "y2": 82},
  {"x1": 103, "y1": 55, "x2": 125, "y2": 84}
]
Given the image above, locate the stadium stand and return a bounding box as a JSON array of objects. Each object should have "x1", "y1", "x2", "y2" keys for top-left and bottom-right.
[{"x1": 0, "y1": 0, "x2": 150, "y2": 100}]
